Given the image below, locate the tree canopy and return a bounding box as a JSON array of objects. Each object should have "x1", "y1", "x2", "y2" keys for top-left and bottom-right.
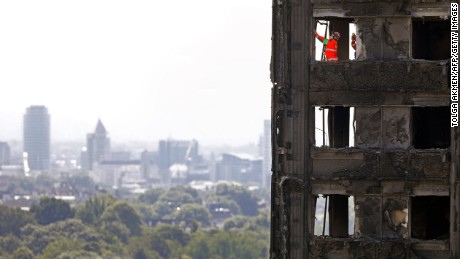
[
  {"x1": 31, "y1": 197, "x2": 74, "y2": 225},
  {"x1": 0, "y1": 184, "x2": 269, "y2": 259}
]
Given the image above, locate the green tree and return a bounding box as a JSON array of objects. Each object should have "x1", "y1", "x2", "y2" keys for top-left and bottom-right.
[
  {"x1": 12, "y1": 246, "x2": 34, "y2": 259},
  {"x1": 209, "y1": 231, "x2": 235, "y2": 258},
  {"x1": 31, "y1": 197, "x2": 74, "y2": 225},
  {"x1": 127, "y1": 236, "x2": 161, "y2": 259},
  {"x1": 206, "y1": 195, "x2": 242, "y2": 215},
  {"x1": 37, "y1": 238, "x2": 83, "y2": 259},
  {"x1": 101, "y1": 201, "x2": 143, "y2": 236},
  {"x1": 21, "y1": 219, "x2": 120, "y2": 255},
  {"x1": 149, "y1": 186, "x2": 205, "y2": 225},
  {"x1": 0, "y1": 235, "x2": 21, "y2": 254},
  {"x1": 153, "y1": 224, "x2": 190, "y2": 246},
  {"x1": 133, "y1": 249, "x2": 148, "y2": 259},
  {"x1": 138, "y1": 188, "x2": 164, "y2": 204},
  {"x1": 223, "y1": 216, "x2": 249, "y2": 231},
  {"x1": 158, "y1": 189, "x2": 196, "y2": 205},
  {"x1": 103, "y1": 222, "x2": 130, "y2": 244},
  {"x1": 149, "y1": 234, "x2": 171, "y2": 258},
  {"x1": 134, "y1": 204, "x2": 160, "y2": 226},
  {"x1": 215, "y1": 184, "x2": 259, "y2": 216},
  {"x1": 83, "y1": 242, "x2": 102, "y2": 254},
  {"x1": 151, "y1": 201, "x2": 177, "y2": 220},
  {"x1": 253, "y1": 212, "x2": 270, "y2": 228},
  {"x1": 233, "y1": 231, "x2": 268, "y2": 259},
  {"x1": 172, "y1": 204, "x2": 211, "y2": 226},
  {"x1": 75, "y1": 195, "x2": 116, "y2": 225},
  {"x1": 0, "y1": 205, "x2": 35, "y2": 236},
  {"x1": 176, "y1": 186, "x2": 202, "y2": 203},
  {"x1": 67, "y1": 173, "x2": 96, "y2": 191},
  {"x1": 55, "y1": 250, "x2": 101, "y2": 259},
  {"x1": 184, "y1": 229, "x2": 268, "y2": 259},
  {"x1": 184, "y1": 231, "x2": 210, "y2": 259}
]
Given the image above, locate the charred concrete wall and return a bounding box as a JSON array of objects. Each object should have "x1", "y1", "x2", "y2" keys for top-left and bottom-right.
[
  {"x1": 310, "y1": 61, "x2": 449, "y2": 93},
  {"x1": 311, "y1": 148, "x2": 450, "y2": 179},
  {"x1": 271, "y1": 0, "x2": 458, "y2": 258}
]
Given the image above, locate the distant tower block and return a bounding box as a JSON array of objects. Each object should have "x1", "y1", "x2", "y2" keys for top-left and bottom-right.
[
  {"x1": 23, "y1": 105, "x2": 50, "y2": 171},
  {"x1": 85, "y1": 119, "x2": 111, "y2": 170}
]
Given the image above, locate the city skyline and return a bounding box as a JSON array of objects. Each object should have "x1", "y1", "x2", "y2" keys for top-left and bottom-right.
[
  {"x1": 0, "y1": 0, "x2": 271, "y2": 146},
  {"x1": 0, "y1": 107, "x2": 268, "y2": 148}
]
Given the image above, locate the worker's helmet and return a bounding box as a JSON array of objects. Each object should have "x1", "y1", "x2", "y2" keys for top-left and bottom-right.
[{"x1": 332, "y1": 32, "x2": 341, "y2": 39}]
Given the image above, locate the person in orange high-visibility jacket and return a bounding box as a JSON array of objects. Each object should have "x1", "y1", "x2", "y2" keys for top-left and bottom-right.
[{"x1": 314, "y1": 31, "x2": 341, "y2": 62}]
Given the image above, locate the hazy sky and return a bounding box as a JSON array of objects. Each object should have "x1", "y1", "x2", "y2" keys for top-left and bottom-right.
[{"x1": 0, "y1": 1, "x2": 271, "y2": 146}]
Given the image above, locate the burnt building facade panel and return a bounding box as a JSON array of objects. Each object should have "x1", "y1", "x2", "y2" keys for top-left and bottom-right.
[{"x1": 271, "y1": 0, "x2": 457, "y2": 258}]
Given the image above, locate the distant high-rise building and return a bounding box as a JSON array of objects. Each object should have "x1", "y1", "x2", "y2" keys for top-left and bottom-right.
[
  {"x1": 0, "y1": 141, "x2": 10, "y2": 166},
  {"x1": 262, "y1": 119, "x2": 271, "y2": 189},
  {"x1": 141, "y1": 150, "x2": 157, "y2": 181},
  {"x1": 84, "y1": 119, "x2": 111, "y2": 170},
  {"x1": 215, "y1": 153, "x2": 262, "y2": 183},
  {"x1": 158, "y1": 139, "x2": 200, "y2": 184},
  {"x1": 23, "y1": 105, "x2": 50, "y2": 171},
  {"x1": 159, "y1": 139, "x2": 200, "y2": 170}
]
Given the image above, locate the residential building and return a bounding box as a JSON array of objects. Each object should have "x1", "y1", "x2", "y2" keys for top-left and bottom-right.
[
  {"x1": 23, "y1": 105, "x2": 50, "y2": 171},
  {"x1": 0, "y1": 141, "x2": 10, "y2": 166},
  {"x1": 91, "y1": 160, "x2": 143, "y2": 188},
  {"x1": 271, "y1": 1, "x2": 455, "y2": 258},
  {"x1": 215, "y1": 153, "x2": 262, "y2": 184},
  {"x1": 158, "y1": 139, "x2": 201, "y2": 184}
]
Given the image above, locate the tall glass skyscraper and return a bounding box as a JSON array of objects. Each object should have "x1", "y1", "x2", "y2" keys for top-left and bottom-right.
[{"x1": 23, "y1": 105, "x2": 50, "y2": 171}]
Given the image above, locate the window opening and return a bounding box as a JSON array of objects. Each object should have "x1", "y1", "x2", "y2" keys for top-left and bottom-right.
[
  {"x1": 412, "y1": 107, "x2": 450, "y2": 149},
  {"x1": 314, "y1": 195, "x2": 354, "y2": 237},
  {"x1": 314, "y1": 19, "x2": 356, "y2": 61},
  {"x1": 349, "y1": 107, "x2": 355, "y2": 147},
  {"x1": 315, "y1": 107, "x2": 329, "y2": 147},
  {"x1": 412, "y1": 18, "x2": 449, "y2": 60},
  {"x1": 329, "y1": 107, "x2": 350, "y2": 148},
  {"x1": 275, "y1": 110, "x2": 284, "y2": 147},
  {"x1": 315, "y1": 106, "x2": 355, "y2": 148},
  {"x1": 411, "y1": 196, "x2": 449, "y2": 240},
  {"x1": 349, "y1": 23, "x2": 356, "y2": 60}
]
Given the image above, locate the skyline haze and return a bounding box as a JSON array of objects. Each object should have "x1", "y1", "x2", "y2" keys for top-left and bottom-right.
[{"x1": 0, "y1": 0, "x2": 271, "y2": 146}]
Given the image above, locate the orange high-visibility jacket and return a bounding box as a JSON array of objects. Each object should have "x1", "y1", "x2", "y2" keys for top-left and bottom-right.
[{"x1": 315, "y1": 32, "x2": 338, "y2": 62}]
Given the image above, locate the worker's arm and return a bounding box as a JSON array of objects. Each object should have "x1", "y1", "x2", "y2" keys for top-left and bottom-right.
[
  {"x1": 351, "y1": 33, "x2": 357, "y2": 50},
  {"x1": 315, "y1": 32, "x2": 328, "y2": 45}
]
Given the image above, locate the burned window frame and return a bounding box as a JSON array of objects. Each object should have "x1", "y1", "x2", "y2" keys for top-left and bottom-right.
[
  {"x1": 411, "y1": 106, "x2": 450, "y2": 149},
  {"x1": 313, "y1": 18, "x2": 355, "y2": 61},
  {"x1": 410, "y1": 196, "x2": 450, "y2": 240},
  {"x1": 411, "y1": 17, "x2": 450, "y2": 60}
]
